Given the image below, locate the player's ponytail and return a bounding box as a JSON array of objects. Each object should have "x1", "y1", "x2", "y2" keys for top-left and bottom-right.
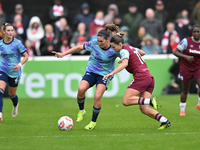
[
  {"x1": 97, "y1": 24, "x2": 120, "y2": 39},
  {"x1": 110, "y1": 31, "x2": 125, "y2": 45},
  {"x1": 3, "y1": 22, "x2": 12, "y2": 31}
]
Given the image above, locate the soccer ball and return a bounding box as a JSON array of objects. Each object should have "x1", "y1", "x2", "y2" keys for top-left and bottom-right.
[{"x1": 57, "y1": 116, "x2": 73, "y2": 131}]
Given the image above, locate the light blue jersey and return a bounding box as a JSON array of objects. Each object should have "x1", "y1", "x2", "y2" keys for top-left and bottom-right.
[
  {"x1": 177, "y1": 38, "x2": 187, "y2": 51},
  {"x1": 0, "y1": 38, "x2": 27, "y2": 78},
  {"x1": 84, "y1": 39, "x2": 120, "y2": 77}
]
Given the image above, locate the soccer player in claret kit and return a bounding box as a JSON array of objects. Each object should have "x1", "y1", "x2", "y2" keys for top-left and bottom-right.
[
  {"x1": 103, "y1": 32, "x2": 171, "y2": 129},
  {"x1": 173, "y1": 24, "x2": 200, "y2": 116},
  {"x1": 0, "y1": 22, "x2": 29, "y2": 122}
]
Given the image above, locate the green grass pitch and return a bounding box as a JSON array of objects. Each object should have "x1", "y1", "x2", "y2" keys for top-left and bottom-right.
[{"x1": 0, "y1": 95, "x2": 200, "y2": 150}]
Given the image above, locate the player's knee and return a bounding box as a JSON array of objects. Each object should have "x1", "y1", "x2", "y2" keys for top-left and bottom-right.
[
  {"x1": 182, "y1": 89, "x2": 189, "y2": 95},
  {"x1": 122, "y1": 99, "x2": 129, "y2": 106},
  {"x1": 78, "y1": 87, "x2": 86, "y2": 96},
  {"x1": 94, "y1": 94, "x2": 102, "y2": 101},
  {"x1": 8, "y1": 91, "x2": 16, "y2": 97}
]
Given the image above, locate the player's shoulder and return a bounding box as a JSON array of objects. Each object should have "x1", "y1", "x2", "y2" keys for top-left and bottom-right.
[{"x1": 179, "y1": 38, "x2": 188, "y2": 45}]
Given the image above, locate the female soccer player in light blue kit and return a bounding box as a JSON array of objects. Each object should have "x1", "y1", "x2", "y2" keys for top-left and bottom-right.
[
  {"x1": 0, "y1": 22, "x2": 29, "y2": 122},
  {"x1": 53, "y1": 24, "x2": 120, "y2": 130}
]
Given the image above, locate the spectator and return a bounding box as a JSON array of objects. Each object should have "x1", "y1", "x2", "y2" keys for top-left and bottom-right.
[
  {"x1": 12, "y1": 14, "x2": 27, "y2": 40},
  {"x1": 178, "y1": 9, "x2": 190, "y2": 26},
  {"x1": 161, "y1": 22, "x2": 180, "y2": 54},
  {"x1": 168, "y1": 34, "x2": 180, "y2": 82},
  {"x1": 132, "y1": 26, "x2": 149, "y2": 48},
  {"x1": 120, "y1": 26, "x2": 130, "y2": 45},
  {"x1": 40, "y1": 24, "x2": 60, "y2": 56},
  {"x1": 24, "y1": 39, "x2": 37, "y2": 57},
  {"x1": 49, "y1": 0, "x2": 68, "y2": 24},
  {"x1": 113, "y1": 14, "x2": 123, "y2": 28},
  {"x1": 74, "y1": 36, "x2": 91, "y2": 55},
  {"x1": 175, "y1": 10, "x2": 192, "y2": 40},
  {"x1": 90, "y1": 26, "x2": 104, "y2": 41},
  {"x1": 140, "y1": 8, "x2": 163, "y2": 43},
  {"x1": 153, "y1": 38, "x2": 163, "y2": 53},
  {"x1": 27, "y1": 16, "x2": 44, "y2": 56},
  {"x1": 70, "y1": 22, "x2": 90, "y2": 48},
  {"x1": 13, "y1": 27, "x2": 24, "y2": 44},
  {"x1": 10, "y1": 4, "x2": 29, "y2": 35},
  {"x1": 175, "y1": 14, "x2": 190, "y2": 40},
  {"x1": 72, "y1": 2, "x2": 94, "y2": 31},
  {"x1": 154, "y1": 0, "x2": 169, "y2": 30},
  {"x1": 192, "y1": 0, "x2": 200, "y2": 25},
  {"x1": 89, "y1": 10, "x2": 106, "y2": 37},
  {"x1": 104, "y1": 4, "x2": 119, "y2": 24},
  {"x1": 60, "y1": 36, "x2": 71, "y2": 57},
  {"x1": 141, "y1": 35, "x2": 161, "y2": 54},
  {"x1": 123, "y1": 3, "x2": 143, "y2": 41},
  {"x1": 0, "y1": 3, "x2": 7, "y2": 26},
  {"x1": 55, "y1": 17, "x2": 73, "y2": 42}
]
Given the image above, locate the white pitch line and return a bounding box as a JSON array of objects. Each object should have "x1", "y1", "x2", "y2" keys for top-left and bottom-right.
[{"x1": 0, "y1": 132, "x2": 200, "y2": 139}]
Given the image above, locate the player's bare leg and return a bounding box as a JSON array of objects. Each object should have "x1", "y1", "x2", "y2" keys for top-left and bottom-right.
[
  {"x1": 140, "y1": 91, "x2": 170, "y2": 129},
  {"x1": 180, "y1": 81, "x2": 190, "y2": 116},
  {"x1": 122, "y1": 88, "x2": 157, "y2": 109}
]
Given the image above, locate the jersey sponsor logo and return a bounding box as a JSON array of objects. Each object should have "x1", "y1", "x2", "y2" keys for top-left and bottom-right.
[
  {"x1": 121, "y1": 52, "x2": 125, "y2": 57},
  {"x1": 189, "y1": 49, "x2": 200, "y2": 54}
]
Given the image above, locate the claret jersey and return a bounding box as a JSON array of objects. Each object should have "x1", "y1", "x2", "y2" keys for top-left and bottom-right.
[
  {"x1": 120, "y1": 45, "x2": 153, "y2": 79},
  {"x1": 177, "y1": 37, "x2": 200, "y2": 71}
]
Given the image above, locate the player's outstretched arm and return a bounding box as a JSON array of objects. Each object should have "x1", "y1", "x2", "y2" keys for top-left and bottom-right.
[
  {"x1": 52, "y1": 45, "x2": 84, "y2": 58},
  {"x1": 103, "y1": 58, "x2": 129, "y2": 80}
]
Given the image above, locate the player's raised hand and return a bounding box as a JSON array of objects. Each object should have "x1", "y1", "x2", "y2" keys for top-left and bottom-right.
[{"x1": 52, "y1": 51, "x2": 64, "y2": 58}]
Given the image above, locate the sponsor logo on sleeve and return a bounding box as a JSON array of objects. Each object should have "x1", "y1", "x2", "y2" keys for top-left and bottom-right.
[{"x1": 121, "y1": 52, "x2": 125, "y2": 57}]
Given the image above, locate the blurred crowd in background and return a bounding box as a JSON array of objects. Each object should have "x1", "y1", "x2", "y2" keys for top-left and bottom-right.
[
  {"x1": 0, "y1": 0, "x2": 200, "y2": 57},
  {"x1": 1, "y1": 0, "x2": 200, "y2": 94}
]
